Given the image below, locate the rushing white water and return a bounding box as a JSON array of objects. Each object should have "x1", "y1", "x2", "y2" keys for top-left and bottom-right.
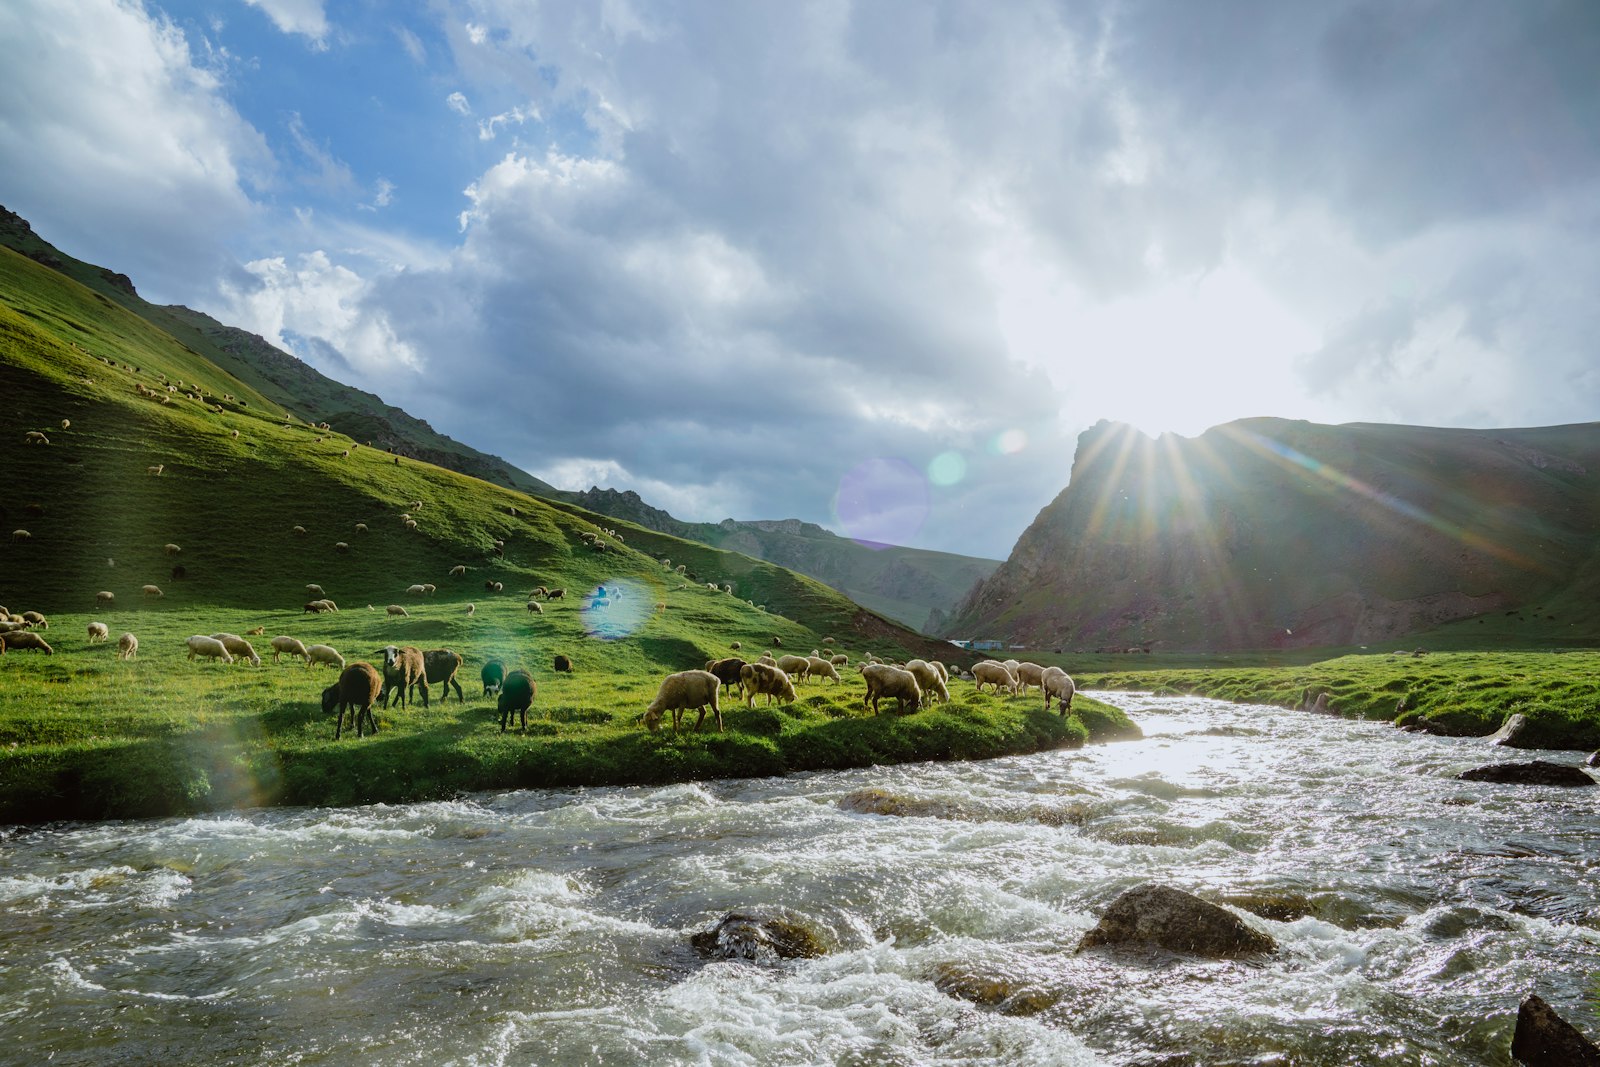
[{"x1": 3, "y1": 693, "x2": 1597, "y2": 1066}]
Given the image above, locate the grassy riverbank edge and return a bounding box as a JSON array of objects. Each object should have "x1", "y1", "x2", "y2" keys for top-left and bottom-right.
[
  {"x1": 0, "y1": 692, "x2": 1137, "y2": 825},
  {"x1": 1078, "y1": 651, "x2": 1600, "y2": 752}
]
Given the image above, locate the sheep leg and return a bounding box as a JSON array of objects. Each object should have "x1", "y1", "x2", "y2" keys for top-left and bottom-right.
[{"x1": 418, "y1": 679, "x2": 430, "y2": 708}]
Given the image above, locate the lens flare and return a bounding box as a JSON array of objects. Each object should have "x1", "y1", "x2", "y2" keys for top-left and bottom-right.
[
  {"x1": 927, "y1": 451, "x2": 966, "y2": 487},
  {"x1": 582, "y1": 579, "x2": 650, "y2": 640},
  {"x1": 833, "y1": 457, "x2": 929, "y2": 548},
  {"x1": 990, "y1": 429, "x2": 1027, "y2": 455}
]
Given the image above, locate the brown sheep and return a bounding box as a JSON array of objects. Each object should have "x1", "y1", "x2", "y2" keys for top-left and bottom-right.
[
  {"x1": 738, "y1": 662, "x2": 796, "y2": 708},
  {"x1": 415, "y1": 648, "x2": 465, "y2": 703},
  {"x1": 546, "y1": 588, "x2": 566, "y2": 601},
  {"x1": 377, "y1": 645, "x2": 428, "y2": 708},
  {"x1": 324, "y1": 662, "x2": 385, "y2": 739},
  {"x1": 498, "y1": 669, "x2": 537, "y2": 732},
  {"x1": 704, "y1": 657, "x2": 747, "y2": 697},
  {"x1": 2, "y1": 631, "x2": 54, "y2": 654},
  {"x1": 553, "y1": 653, "x2": 573, "y2": 673}
]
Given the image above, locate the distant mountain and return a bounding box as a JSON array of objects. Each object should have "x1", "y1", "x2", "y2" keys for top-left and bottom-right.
[
  {"x1": 567, "y1": 487, "x2": 1001, "y2": 632},
  {"x1": 0, "y1": 205, "x2": 561, "y2": 499},
  {"x1": 946, "y1": 418, "x2": 1600, "y2": 651}
]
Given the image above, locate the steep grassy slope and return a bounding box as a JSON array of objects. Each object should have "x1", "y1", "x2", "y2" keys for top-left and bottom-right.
[{"x1": 949, "y1": 418, "x2": 1600, "y2": 651}]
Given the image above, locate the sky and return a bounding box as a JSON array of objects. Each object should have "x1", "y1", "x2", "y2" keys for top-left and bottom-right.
[{"x1": 3, "y1": 0, "x2": 1597, "y2": 560}]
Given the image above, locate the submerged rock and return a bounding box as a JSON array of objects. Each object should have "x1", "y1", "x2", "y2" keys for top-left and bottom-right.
[
  {"x1": 1511, "y1": 994, "x2": 1600, "y2": 1066},
  {"x1": 1077, "y1": 884, "x2": 1276, "y2": 957},
  {"x1": 930, "y1": 962, "x2": 1056, "y2": 1015},
  {"x1": 690, "y1": 910, "x2": 827, "y2": 961},
  {"x1": 1457, "y1": 762, "x2": 1596, "y2": 788}
]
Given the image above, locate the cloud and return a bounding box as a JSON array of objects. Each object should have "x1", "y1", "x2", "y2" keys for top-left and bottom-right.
[
  {"x1": 285, "y1": 112, "x2": 356, "y2": 194},
  {"x1": 241, "y1": 0, "x2": 330, "y2": 47},
  {"x1": 394, "y1": 24, "x2": 426, "y2": 64},
  {"x1": 445, "y1": 91, "x2": 472, "y2": 115}
]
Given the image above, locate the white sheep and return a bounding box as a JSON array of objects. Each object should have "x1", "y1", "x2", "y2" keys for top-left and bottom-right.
[
  {"x1": 24, "y1": 431, "x2": 49, "y2": 445},
  {"x1": 12, "y1": 530, "x2": 30, "y2": 543},
  {"x1": 405, "y1": 584, "x2": 427, "y2": 596},
  {"x1": 305, "y1": 644, "x2": 345, "y2": 670},
  {"x1": 386, "y1": 604, "x2": 409, "y2": 617},
  {"x1": 293, "y1": 525, "x2": 308, "y2": 536},
  {"x1": 186, "y1": 635, "x2": 234, "y2": 664},
  {"x1": 60, "y1": 418, "x2": 70, "y2": 429},
  {"x1": 306, "y1": 584, "x2": 326, "y2": 598},
  {"x1": 805, "y1": 656, "x2": 841, "y2": 684},
  {"x1": 643, "y1": 670, "x2": 724, "y2": 733},
  {"x1": 210, "y1": 633, "x2": 262, "y2": 666},
  {"x1": 117, "y1": 633, "x2": 138, "y2": 660},
  {"x1": 860, "y1": 664, "x2": 922, "y2": 715},
  {"x1": 142, "y1": 584, "x2": 164, "y2": 598},
  {"x1": 96, "y1": 591, "x2": 115, "y2": 606},
  {"x1": 146, "y1": 463, "x2": 163, "y2": 476},
  {"x1": 972, "y1": 660, "x2": 1019, "y2": 695},
  {"x1": 777, "y1": 654, "x2": 811, "y2": 679},
  {"x1": 526, "y1": 601, "x2": 543, "y2": 614},
  {"x1": 1013, "y1": 662, "x2": 1046, "y2": 695},
  {"x1": 87, "y1": 622, "x2": 109, "y2": 644},
  {"x1": 422, "y1": 584, "x2": 436, "y2": 596},
  {"x1": 1040, "y1": 666, "x2": 1076, "y2": 714},
  {"x1": 465, "y1": 603, "x2": 476, "y2": 616},
  {"x1": 164, "y1": 543, "x2": 181, "y2": 556},
  {"x1": 354, "y1": 523, "x2": 368, "y2": 534},
  {"x1": 449, "y1": 565, "x2": 466, "y2": 577},
  {"x1": 335, "y1": 542, "x2": 349, "y2": 553},
  {"x1": 270, "y1": 636, "x2": 309, "y2": 664},
  {"x1": 903, "y1": 659, "x2": 950, "y2": 705}
]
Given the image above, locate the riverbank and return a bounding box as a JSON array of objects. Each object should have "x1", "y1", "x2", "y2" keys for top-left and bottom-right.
[{"x1": 1079, "y1": 650, "x2": 1600, "y2": 750}]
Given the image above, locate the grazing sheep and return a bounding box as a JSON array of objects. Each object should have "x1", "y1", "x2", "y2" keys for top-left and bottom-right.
[
  {"x1": 772, "y1": 636, "x2": 783, "y2": 647},
  {"x1": 930, "y1": 661, "x2": 949, "y2": 684},
  {"x1": 498, "y1": 669, "x2": 537, "y2": 731},
  {"x1": 422, "y1": 584, "x2": 436, "y2": 596},
  {"x1": 21, "y1": 611, "x2": 48, "y2": 629},
  {"x1": 675, "y1": 564, "x2": 686, "y2": 574},
  {"x1": 231, "y1": 430, "x2": 240, "y2": 438},
  {"x1": 2, "y1": 631, "x2": 54, "y2": 654},
  {"x1": 526, "y1": 601, "x2": 543, "y2": 614},
  {"x1": 87, "y1": 622, "x2": 109, "y2": 643},
  {"x1": 376, "y1": 645, "x2": 428, "y2": 708},
  {"x1": 117, "y1": 633, "x2": 138, "y2": 660},
  {"x1": 449, "y1": 565, "x2": 466, "y2": 577},
  {"x1": 405, "y1": 584, "x2": 427, "y2": 596},
  {"x1": 292, "y1": 525, "x2": 308, "y2": 536},
  {"x1": 403, "y1": 519, "x2": 417, "y2": 530},
  {"x1": 704, "y1": 657, "x2": 748, "y2": 697},
  {"x1": 777, "y1": 654, "x2": 811, "y2": 679},
  {"x1": 325, "y1": 662, "x2": 385, "y2": 740},
  {"x1": 210, "y1": 633, "x2": 262, "y2": 667},
  {"x1": 25, "y1": 431, "x2": 49, "y2": 445},
  {"x1": 903, "y1": 660, "x2": 950, "y2": 705},
  {"x1": 335, "y1": 542, "x2": 349, "y2": 553},
  {"x1": 354, "y1": 523, "x2": 368, "y2": 535},
  {"x1": 163, "y1": 543, "x2": 181, "y2": 557},
  {"x1": 805, "y1": 656, "x2": 841, "y2": 684},
  {"x1": 553, "y1": 653, "x2": 573, "y2": 673},
  {"x1": 1013, "y1": 662, "x2": 1046, "y2": 695},
  {"x1": 830, "y1": 653, "x2": 848, "y2": 667},
  {"x1": 186, "y1": 635, "x2": 234, "y2": 664},
  {"x1": 1040, "y1": 666, "x2": 1076, "y2": 714},
  {"x1": 146, "y1": 463, "x2": 162, "y2": 475},
  {"x1": 1003, "y1": 659, "x2": 1022, "y2": 676},
  {"x1": 546, "y1": 588, "x2": 565, "y2": 601},
  {"x1": 730, "y1": 641, "x2": 742, "y2": 651},
  {"x1": 972, "y1": 661, "x2": 1019, "y2": 695},
  {"x1": 738, "y1": 662, "x2": 797, "y2": 708},
  {"x1": 304, "y1": 600, "x2": 335, "y2": 614},
  {"x1": 60, "y1": 418, "x2": 70, "y2": 430},
  {"x1": 416, "y1": 649, "x2": 465, "y2": 703},
  {"x1": 860, "y1": 664, "x2": 922, "y2": 715},
  {"x1": 271, "y1": 636, "x2": 309, "y2": 664},
  {"x1": 96, "y1": 591, "x2": 115, "y2": 606},
  {"x1": 644, "y1": 671, "x2": 723, "y2": 733},
  {"x1": 245, "y1": 626, "x2": 263, "y2": 637},
  {"x1": 306, "y1": 644, "x2": 345, "y2": 670},
  {"x1": 466, "y1": 603, "x2": 476, "y2": 616},
  {"x1": 141, "y1": 585, "x2": 164, "y2": 599},
  {"x1": 822, "y1": 637, "x2": 834, "y2": 645},
  {"x1": 386, "y1": 604, "x2": 409, "y2": 617},
  {"x1": 481, "y1": 659, "x2": 505, "y2": 697},
  {"x1": 12, "y1": 530, "x2": 30, "y2": 543},
  {"x1": 340, "y1": 450, "x2": 349, "y2": 458},
  {"x1": 722, "y1": 584, "x2": 734, "y2": 595},
  {"x1": 306, "y1": 584, "x2": 326, "y2": 598}
]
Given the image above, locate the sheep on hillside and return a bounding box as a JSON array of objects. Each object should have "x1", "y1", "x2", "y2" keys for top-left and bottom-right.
[
  {"x1": 324, "y1": 662, "x2": 384, "y2": 740},
  {"x1": 335, "y1": 542, "x2": 349, "y2": 553},
  {"x1": 271, "y1": 636, "x2": 309, "y2": 664},
  {"x1": 354, "y1": 523, "x2": 368, "y2": 535},
  {"x1": 526, "y1": 601, "x2": 543, "y2": 614},
  {"x1": 481, "y1": 660, "x2": 505, "y2": 697},
  {"x1": 186, "y1": 635, "x2": 234, "y2": 664},
  {"x1": 87, "y1": 622, "x2": 109, "y2": 644},
  {"x1": 117, "y1": 633, "x2": 138, "y2": 660},
  {"x1": 377, "y1": 645, "x2": 428, "y2": 708},
  {"x1": 60, "y1": 419, "x2": 70, "y2": 430},
  {"x1": 247, "y1": 626, "x2": 265, "y2": 636},
  {"x1": 12, "y1": 530, "x2": 30, "y2": 543},
  {"x1": 644, "y1": 670, "x2": 723, "y2": 733},
  {"x1": 25, "y1": 431, "x2": 49, "y2": 445},
  {"x1": 1013, "y1": 662, "x2": 1046, "y2": 695},
  {"x1": 306, "y1": 584, "x2": 326, "y2": 598},
  {"x1": 498, "y1": 669, "x2": 537, "y2": 732},
  {"x1": 738, "y1": 662, "x2": 796, "y2": 708},
  {"x1": 292, "y1": 525, "x2": 308, "y2": 536},
  {"x1": 304, "y1": 600, "x2": 335, "y2": 614},
  {"x1": 729, "y1": 641, "x2": 742, "y2": 651},
  {"x1": 96, "y1": 591, "x2": 115, "y2": 606},
  {"x1": 777, "y1": 654, "x2": 811, "y2": 679},
  {"x1": 146, "y1": 463, "x2": 163, "y2": 475},
  {"x1": 805, "y1": 656, "x2": 841, "y2": 684},
  {"x1": 704, "y1": 657, "x2": 747, "y2": 697},
  {"x1": 2, "y1": 632, "x2": 54, "y2": 654},
  {"x1": 21, "y1": 611, "x2": 48, "y2": 629},
  {"x1": 416, "y1": 649, "x2": 465, "y2": 703},
  {"x1": 405, "y1": 584, "x2": 427, "y2": 597},
  {"x1": 449, "y1": 565, "x2": 466, "y2": 577},
  {"x1": 163, "y1": 543, "x2": 181, "y2": 557},
  {"x1": 306, "y1": 644, "x2": 345, "y2": 670},
  {"x1": 386, "y1": 605, "x2": 409, "y2": 617},
  {"x1": 210, "y1": 633, "x2": 262, "y2": 667},
  {"x1": 972, "y1": 661, "x2": 1019, "y2": 695},
  {"x1": 860, "y1": 664, "x2": 922, "y2": 715},
  {"x1": 1040, "y1": 666, "x2": 1076, "y2": 714},
  {"x1": 553, "y1": 653, "x2": 573, "y2": 673},
  {"x1": 830, "y1": 653, "x2": 848, "y2": 667},
  {"x1": 546, "y1": 588, "x2": 565, "y2": 601},
  {"x1": 422, "y1": 584, "x2": 436, "y2": 596},
  {"x1": 466, "y1": 603, "x2": 476, "y2": 616},
  {"x1": 903, "y1": 660, "x2": 950, "y2": 705},
  {"x1": 142, "y1": 585, "x2": 163, "y2": 598}
]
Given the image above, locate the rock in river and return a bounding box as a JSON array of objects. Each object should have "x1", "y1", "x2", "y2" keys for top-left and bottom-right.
[
  {"x1": 1077, "y1": 884, "x2": 1276, "y2": 957},
  {"x1": 1511, "y1": 993, "x2": 1600, "y2": 1066},
  {"x1": 690, "y1": 910, "x2": 828, "y2": 961},
  {"x1": 1456, "y1": 762, "x2": 1596, "y2": 788}
]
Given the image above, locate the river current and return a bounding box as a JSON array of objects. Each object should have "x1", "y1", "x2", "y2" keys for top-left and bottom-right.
[{"x1": 2, "y1": 693, "x2": 1597, "y2": 1066}]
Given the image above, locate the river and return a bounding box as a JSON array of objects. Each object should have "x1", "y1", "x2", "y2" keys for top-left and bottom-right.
[{"x1": 3, "y1": 693, "x2": 1597, "y2": 1065}]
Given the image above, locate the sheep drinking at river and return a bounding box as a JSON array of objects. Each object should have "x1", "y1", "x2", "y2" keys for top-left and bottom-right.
[
  {"x1": 325, "y1": 662, "x2": 384, "y2": 740},
  {"x1": 498, "y1": 669, "x2": 537, "y2": 732},
  {"x1": 860, "y1": 664, "x2": 922, "y2": 715},
  {"x1": 1040, "y1": 666, "x2": 1076, "y2": 714},
  {"x1": 644, "y1": 670, "x2": 723, "y2": 733}
]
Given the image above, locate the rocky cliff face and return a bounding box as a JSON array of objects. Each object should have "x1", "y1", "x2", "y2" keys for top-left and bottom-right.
[{"x1": 947, "y1": 418, "x2": 1600, "y2": 650}]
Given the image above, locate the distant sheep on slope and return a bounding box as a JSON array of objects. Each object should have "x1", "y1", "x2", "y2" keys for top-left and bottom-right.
[
  {"x1": 117, "y1": 633, "x2": 138, "y2": 660},
  {"x1": 186, "y1": 635, "x2": 233, "y2": 664},
  {"x1": 87, "y1": 622, "x2": 109, "y2": 644},
  {"x1": 271, "y1": 636, "x2": 309, "y2": 664}
]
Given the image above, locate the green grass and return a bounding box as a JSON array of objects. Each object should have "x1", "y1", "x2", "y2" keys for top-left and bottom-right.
[{"x1": 1077, "y1": 650, "x2": 1600, "y2": 750}]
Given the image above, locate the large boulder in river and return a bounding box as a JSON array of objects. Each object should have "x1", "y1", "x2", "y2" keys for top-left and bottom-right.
[
  {"x1": 1077, "y1": 884, "x2": 1276, "y2": 957},
  {"x1": 690, "y1": 910, "x2": 828, "y2": 961},
  {"x1": 1457, "y1": 762, "x2": 1595, "y2": 788},
  {"x1": 1511, "y1": 994, "x2": 1600, "y2": 1066},
  {"x1": 1489, "y1": 713, "x2": 1532, "y2": 747}
]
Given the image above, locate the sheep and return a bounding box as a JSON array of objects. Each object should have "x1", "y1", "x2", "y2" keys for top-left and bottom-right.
[
  {"x1": 730, "y1": 641, "x2": 742, "y2": 651},
  {"x1": 722, "y1": 584, "x2": 734, "y2": 595},
  {"x1": 146, "y1": 463, "x2": 163, "y2": 475},
  {"x1": 903, "y1": 659, "x2": 950, "y2": 705},
  {"x1": 422, "y1": 584, "x2": 436, "y2": 596},
  {"x1": 96, "y1": 591, "x2": 115, "y2": 606},
  {"x1": 1003, "y1": 659, "x2": 1022, "y2": 676},
  {"x1": 777, "y1": 654, "x2": 811, "y2": 679},
  {"x1": 739, "y1": 662, "x2": 796, "y2": 708},
  {"x1": 675, "y1": 564, "x2": 686, "y2": 574},
  {"x1": 2, "y1": 631, "x2": 54, "y2": 654},
  {"x1": 830, "y1": 653, "x2": 848, "y2": 667},
  {"x1": 526, "y1": 601, "x2": 543, "y2": 614},
  {"x1": 60, "y1": 418, "x2": 71, "y2": 430},
  {"x1": 405, "y1": 584, "x2": 427, "y2": 596},
  {"x1": 644, "y1": 670, "x2": 723, "y2": 733},
  {"x1": 655, "y1": 602, "x2": 667, "y2": 612},
  {"x1": 930, "y1": 661, "x2": 949, "y2": 684},
  {"x1": 162, "y1": 543, "x2": 181, "y2": 557},
  {"x1": 416, "y1": 648, "x2": 465, "y2": 703},
  {"x1": 972, "y1": 660, "x2": 1019, "y2": 695},
  {"x1": 231, "y1": 430, "x2": 240, "y2": 439},
  {"x1": 306, "y1": 584, "x2": 326, "y2": 598},
  {"x1": 12, "y1": 530, "x2": 30, "y2": 543},
  {"x1": 186, "y1": 635, "x2": 234, "y2": 664},
  {"x1": 117, "y1": 633, "x2": 138, "y2": 660},
  {"x1": 553, "y1": 653, "x2": 574, "y2": 673},
  {"x1": 335, "y1": 542, "x2": 349, "y2": 553},
  {"x1": 293, "y1": 525, "x2": 308, "y2": 536},
  {"x1": 704, "y1": 657, "x2": 748, "y2": 697},
  {"x1": 311, "y1": 598, "x2": 340, "y2": 613},
  {"x1": 142, "y1": 585, "x2": 164, "y2": 598},
  {"x1": 376, "y1": 645, "x2": 428, "y2": 708},
  {"x1": 706, "y1": 582, "x2": 718, "y2": 591},
  {"x1": 340, "y1": 450, "x2": 349, "y2": 458},
  {"x1": 354, "y1": 523, "x2": 368, "y2": 535},
  {"x1": 303, "y1": 600, "x2": 335, "y2": 614},
  {"x1": 403, "y1": 519, "x2": 417, "y2": 530},
  {"x1": 860, "y1": 664, "x2": 922, "y2": 715},
  {"x1": 25, "y1": 431, "x2": 49, "y2": 445},
  {"x1": 498, "y1": 669, "x2": 537, "y2": 731},
  {"x1": 466, "y1": 603, "x2": 476, "y2": 616},
  {"x1": 324, "y1": 662, "x2": 385, "y2": 740},
  {"x1": 822, "y1": 637, "x2": 835, "y2": 645},
  {"x1": 805, "y1": 656, "x2": 841, "y2": 684},
  {"x1": 449, "y1": 565, "x2": 466, "y2": 577},
  {"x1": 481, "y1": 659, "x2": 505, "y2": 697},
  {"x1": 305, "y1": 644, "x2": 345, "y2": 670},
  {"x1": 1013, "y1": 662, "x2": 1047, "y2": 695},
  {"x1": 1040, "y1": 666, "x2": 1076, "y2": 714},
  {"x1": 87, "y1": 622, "x2": 109, "y2": 644},
  {"x1": 386, "y1": 604, "x2": 409, "y2": 617},
  {"x1": 210, "y1": 633, "x2": 262, "y2": 666},
  {"x1": 21, "y1": 611, "x2": 48, "y2": 629},
  {"x1": 271, "y1": 636, "x2": 309, "y2": 664},
  {"x1": 250, "y1": 627, "x2": 268, "y2": 636},
  {"x1": 546, "y1": 588, "x2": 565, "y2": 601},
  {"x1": 772, "y1": 636, "x2": 783, "y2": 647}
]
